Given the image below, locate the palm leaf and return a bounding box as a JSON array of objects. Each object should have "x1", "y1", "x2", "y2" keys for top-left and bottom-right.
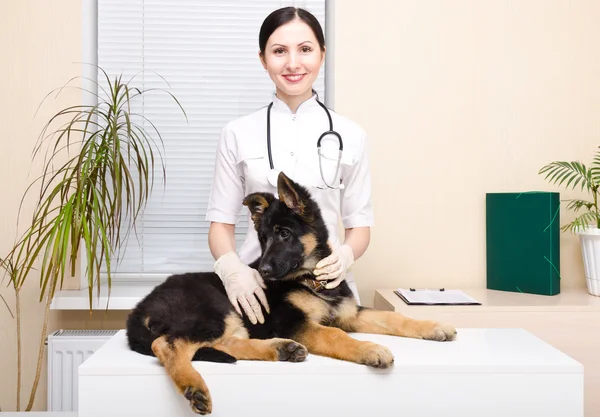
[
  {"x1": 538, "y1": 161, "x2": 595, "y2": 192},
  {"x1": 563, "y1": 211, "x2": 600, "y2": 233},
  {"x1": 564, "y1": 198, "x2": 595, "y2": 213},
  {"x1": 540, "y1": 150, "x2": 600, "y2": 233}
]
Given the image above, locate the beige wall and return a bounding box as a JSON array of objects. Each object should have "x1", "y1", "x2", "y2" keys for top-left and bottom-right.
[
  {"x1": 0, "y1": 0, "x2": 130, "y2": 411},
  {"x1": 1, "y1": 0, "x2": 599, "y2": 411},
  {"x1": 338, "y1": 0, "x2": 600, "y2": 303}
]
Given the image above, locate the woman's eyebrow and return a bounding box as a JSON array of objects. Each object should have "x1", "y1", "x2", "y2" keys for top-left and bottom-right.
[{"x1": 270, "y1": 41, "x2": 314, "y2": 48}]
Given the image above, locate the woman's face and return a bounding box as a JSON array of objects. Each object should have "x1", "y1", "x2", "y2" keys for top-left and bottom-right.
[{"x1": 260, "y1": 18, "x2": 325, "y2": 102}]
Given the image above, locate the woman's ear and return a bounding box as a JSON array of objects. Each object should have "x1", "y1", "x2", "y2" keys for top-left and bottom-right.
[{"x1": 259, "y1": 51, "x2": 267, "y2": 70}]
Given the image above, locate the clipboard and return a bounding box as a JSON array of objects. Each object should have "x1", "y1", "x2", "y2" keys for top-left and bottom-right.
[{"x1": 394, "y1": 288, "x2": 482, "y2": 305}]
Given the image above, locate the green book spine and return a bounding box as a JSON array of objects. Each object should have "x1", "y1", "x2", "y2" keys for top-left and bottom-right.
[{"x1": 486, "y1": 192, "x2": 560, "y2": 296}]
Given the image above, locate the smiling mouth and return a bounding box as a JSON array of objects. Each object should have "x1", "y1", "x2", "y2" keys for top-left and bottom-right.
[{"x1": 282, "y1": 74, "x2": 306, "y2": 83}]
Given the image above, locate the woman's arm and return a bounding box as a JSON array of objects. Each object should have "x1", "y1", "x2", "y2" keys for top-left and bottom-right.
[
  {"x1": 208, "y1": 222, "x2": 237, "y2": 260},
  {"x1": 343, "y1": 226, "x2": 371, "y2": 261}
]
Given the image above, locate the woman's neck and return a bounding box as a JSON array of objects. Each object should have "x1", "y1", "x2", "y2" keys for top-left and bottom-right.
[{"x1": 275, "y1": 88, "x2": 314, "y2": 114}]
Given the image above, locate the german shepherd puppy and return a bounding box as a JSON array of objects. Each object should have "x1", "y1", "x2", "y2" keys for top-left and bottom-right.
[{"x1": 126, "y1": 172, "x2": 457, "y2": 415}]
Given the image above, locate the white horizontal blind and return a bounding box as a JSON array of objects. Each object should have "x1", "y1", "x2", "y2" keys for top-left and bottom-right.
[{"x1": 97, "y1": 0, "x2": 326, "y2": 281}]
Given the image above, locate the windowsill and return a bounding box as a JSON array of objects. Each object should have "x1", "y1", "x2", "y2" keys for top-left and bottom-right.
[{"x1": 50, "y1": 283, "x2": 158, "y2": 310}]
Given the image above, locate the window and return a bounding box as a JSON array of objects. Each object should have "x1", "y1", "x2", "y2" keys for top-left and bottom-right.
[{"x1": 90, "y1": 0, "x2": 329, "y2": 282}]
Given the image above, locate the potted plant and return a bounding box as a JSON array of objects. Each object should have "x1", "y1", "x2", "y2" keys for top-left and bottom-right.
[
  {"x1": 0, "y1": 67, "x2": 186, "y2": 410},
  {"x1": 539, "y1": 149, "x2": 600, "y2": 296}
]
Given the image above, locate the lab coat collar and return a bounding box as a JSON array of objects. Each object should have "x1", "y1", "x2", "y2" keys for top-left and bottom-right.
[{"x1": 271, "y1": 90, "x2": 320, "y2": 115}]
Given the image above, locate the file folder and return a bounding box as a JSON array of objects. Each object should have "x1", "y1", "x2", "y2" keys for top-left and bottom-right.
[
  {"x1": 486, "y1": 192, "x2": 561, "y2": 295},
  {"x1": 394, "y1": 288, "x2": 482, "y2": 305}
]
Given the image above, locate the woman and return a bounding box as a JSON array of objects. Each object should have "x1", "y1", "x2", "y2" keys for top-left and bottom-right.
[{"x1": 206, "y1": 6, "x2": 373, "y2": 325}]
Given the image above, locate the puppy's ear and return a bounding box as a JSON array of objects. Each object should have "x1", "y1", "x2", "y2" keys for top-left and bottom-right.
[
  {"x1": 277, "y1": 172, "x2": 313, "y2": 221},
  {"x1": 243, "y1": 192, "x2": 275, "y2": 230}
]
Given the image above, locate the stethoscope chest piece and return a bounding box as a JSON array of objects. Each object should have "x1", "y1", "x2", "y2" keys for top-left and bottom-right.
[{"x1": 267, "y1": 169, "x2": 280, "y2": 187}]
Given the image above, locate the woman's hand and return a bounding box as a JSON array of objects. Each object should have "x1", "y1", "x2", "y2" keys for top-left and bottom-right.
[
  {"x1": 214, "y1": 251, "x2": 270, "y2": 325},
  {"x1": 312, "y1": 244, "x2": 355, "y2": 289}
]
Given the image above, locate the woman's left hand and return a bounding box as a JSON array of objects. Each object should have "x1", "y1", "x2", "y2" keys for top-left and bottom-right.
[{"x1": 313, "y1": 244, "x2": 355, "y2": 289}]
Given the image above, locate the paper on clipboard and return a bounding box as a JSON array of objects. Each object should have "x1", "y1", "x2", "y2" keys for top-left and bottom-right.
[{"x1": 394, "y1": 288, "x2": 481, "y2": 305}]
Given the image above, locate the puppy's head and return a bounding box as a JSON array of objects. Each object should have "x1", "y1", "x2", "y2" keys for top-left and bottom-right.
[{"x1": 243, "y1": 172, "x2": 330, "y2": 281}]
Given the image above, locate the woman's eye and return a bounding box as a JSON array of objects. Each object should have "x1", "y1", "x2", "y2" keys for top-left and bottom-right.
[
  {"x1": 301, "y1": 46, "x2": 312, "y2": 53},
  {"x1": 280, "y1": 229, "x2": 290, "y2": 238},
  {"x1": 274, "y1": 48, "x2": 285, "y2": 54}
]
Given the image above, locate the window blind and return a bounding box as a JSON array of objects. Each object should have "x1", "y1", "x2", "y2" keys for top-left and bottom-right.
[{"x1": 96, "y1": 0, "x2": 327, "y2": 281}]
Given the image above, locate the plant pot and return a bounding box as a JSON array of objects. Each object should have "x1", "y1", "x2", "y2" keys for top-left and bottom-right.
[{"x1": 577, "y1": 226, "x2": 600, "y2": 296}]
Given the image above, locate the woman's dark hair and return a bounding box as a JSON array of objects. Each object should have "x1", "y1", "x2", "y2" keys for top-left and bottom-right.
[{"x1": 259, "y1": 7, "x2": 325, "y2": 55}]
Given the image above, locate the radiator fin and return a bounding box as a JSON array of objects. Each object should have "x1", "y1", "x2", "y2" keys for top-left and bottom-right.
[{"x1": 50, "y1": 329, "x2": 119, "y2": 338}]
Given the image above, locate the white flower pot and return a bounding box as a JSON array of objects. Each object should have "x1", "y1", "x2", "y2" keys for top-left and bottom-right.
[{"x1": 577, "y1": 226, "x2": 600, "y2": 296}]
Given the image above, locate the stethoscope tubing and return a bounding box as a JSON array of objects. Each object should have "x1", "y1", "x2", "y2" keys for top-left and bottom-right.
[{"x1": 266, "y1": 99, "x2": 344, "y2": 189}]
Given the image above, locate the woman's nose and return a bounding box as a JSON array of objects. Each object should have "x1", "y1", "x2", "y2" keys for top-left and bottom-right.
[{"x1": 286, "y1": 53, "x2": 300, "y2": 70}]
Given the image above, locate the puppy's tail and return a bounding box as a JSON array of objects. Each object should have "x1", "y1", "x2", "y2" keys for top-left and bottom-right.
[
  {"x1": 126, "y1": 310, "x2": 156, "y2": 356},
  {"x1": 126, "y1": 310, "x2": 236, "y2": 363},
  {"x1": 192, "y1": 347, "x2": 237, "y2": 363}
]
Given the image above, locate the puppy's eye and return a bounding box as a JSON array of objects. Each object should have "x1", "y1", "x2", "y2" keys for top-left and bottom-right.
[{"x1": 280, "y1": 229, "x2": 290, "y2": 239}]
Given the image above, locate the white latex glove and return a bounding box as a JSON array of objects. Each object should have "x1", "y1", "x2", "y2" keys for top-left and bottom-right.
[
  {"x1": 312, "y1": 244, "x2": 355, "y2": 289},
  {"x1": 214, "y1": 251, "x2": 270, "y2": 325}
]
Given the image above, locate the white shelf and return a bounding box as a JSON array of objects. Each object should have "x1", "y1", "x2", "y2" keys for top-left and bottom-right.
[
  {"x1": 50, "y1": 284, "x2": 157, "y2": 310},
  {"x1": 376, "y1": 287, "x2": 600, "y2": 313}
]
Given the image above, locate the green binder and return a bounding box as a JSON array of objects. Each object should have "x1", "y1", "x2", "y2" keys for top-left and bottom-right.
[{"x1": 485, "y1": 192, "x2": 561, "y2": 295}]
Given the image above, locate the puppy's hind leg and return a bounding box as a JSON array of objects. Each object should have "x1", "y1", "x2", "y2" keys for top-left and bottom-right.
[
  {"x1": 334, "y1": 299, "x2": 457, "y2": 341},
  {"x1": 212, "y1": 338, "x2": 308, "y2": 362},
  {"x1": 151, "y1": 336, "x2": 212, "y2": 415},
  {"x1": 208, "y1": 312, "x2": 308, "y2": 363}
]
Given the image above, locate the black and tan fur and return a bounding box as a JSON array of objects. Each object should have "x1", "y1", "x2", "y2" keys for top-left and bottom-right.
[{"x1": 126, "y1": 172, "x2": 456, "y2": 415}]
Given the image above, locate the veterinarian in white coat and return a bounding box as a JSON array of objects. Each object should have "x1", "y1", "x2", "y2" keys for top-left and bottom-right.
[{"x1": 206, "y1": 7, "x2": 374, "y2": 325}]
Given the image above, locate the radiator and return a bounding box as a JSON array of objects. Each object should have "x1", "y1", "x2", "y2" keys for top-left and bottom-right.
[{"x1": 47, "y1": 329, "x2": 118, "y2": 411}]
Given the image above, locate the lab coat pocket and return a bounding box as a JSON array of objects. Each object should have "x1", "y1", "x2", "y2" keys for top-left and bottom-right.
[{"x1": 238, "y1": 147, "x2": 269, "y2": 189}]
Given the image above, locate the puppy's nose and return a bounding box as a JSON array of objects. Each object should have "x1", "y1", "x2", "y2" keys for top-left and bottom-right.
[{"x1": 259, "y1": 263, "x2": 273, "y2": 277}]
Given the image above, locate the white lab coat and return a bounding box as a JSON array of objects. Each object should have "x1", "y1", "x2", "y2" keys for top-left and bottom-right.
[{"x1": 206, "y1": 92, "x2": 374, "y2": 303}]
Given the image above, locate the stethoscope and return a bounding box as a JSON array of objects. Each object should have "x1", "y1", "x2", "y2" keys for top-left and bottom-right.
[{"x1": 266, "y1": 99, "x2": 345, "y2": 190}]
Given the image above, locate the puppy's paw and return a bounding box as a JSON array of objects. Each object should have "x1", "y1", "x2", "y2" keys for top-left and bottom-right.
[
  {"x1": 422, "y1": 323, "x2": 457, "y2": 342},
  {"x1": 275, "y1": 340, "x2": 308, "y2": 362},
  {"x1": 360, "y1": 343, "x2": 394, "y2": 369},
  {"x1": 184, "y1": 386, "x2": 212, "y2": 415}
]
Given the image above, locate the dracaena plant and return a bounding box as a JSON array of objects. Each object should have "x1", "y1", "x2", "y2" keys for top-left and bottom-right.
[
  {"x1": 0, "y1": 67, "x2": 186, "y2": 411},
  {"x1": 539, "y1": 147, "x2": 600, "y2": 232}
]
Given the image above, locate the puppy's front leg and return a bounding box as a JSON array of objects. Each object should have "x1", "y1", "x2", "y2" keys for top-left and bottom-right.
[{"x1": 294, "y1": 321, "x2": 394, "y2": 368}]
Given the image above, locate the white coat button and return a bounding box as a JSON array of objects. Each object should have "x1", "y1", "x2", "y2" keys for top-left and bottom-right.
[{"x1": 290, "y1": 152, "x2": 295, "y2": 156}]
